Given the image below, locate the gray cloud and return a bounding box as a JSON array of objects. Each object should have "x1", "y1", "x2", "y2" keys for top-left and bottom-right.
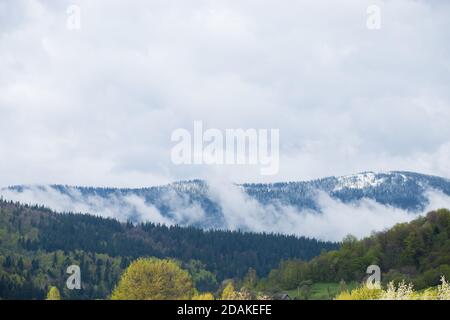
[{"x1": 0, "y1": 0, "x2": 449, "y2": 187}]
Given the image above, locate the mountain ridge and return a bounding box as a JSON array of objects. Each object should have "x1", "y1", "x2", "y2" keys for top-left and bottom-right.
[
  {"x1": 2, "y1": 171, "x2": 450, "y2": 239},
  {"x1": 6, "y1": 170, "x2": 450, "y2": 191}
]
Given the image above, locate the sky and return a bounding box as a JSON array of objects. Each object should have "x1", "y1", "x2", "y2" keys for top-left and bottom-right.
[{"x1": 1, "y1": 0, "x2": 450, "y2": 188}]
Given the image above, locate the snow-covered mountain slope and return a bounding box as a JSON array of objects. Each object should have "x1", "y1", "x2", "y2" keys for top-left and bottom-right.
[
  {"x1": 2, "y1": 171, "x2": 450, "y2": 240},
  {"x1": 243, "y1": 171, "x2": 450, "y2": 211}
]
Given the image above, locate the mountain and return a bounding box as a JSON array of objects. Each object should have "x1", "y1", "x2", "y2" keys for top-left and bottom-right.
[
  {"x1": 245, "y1": 171, "x2": 450, "y2": 211},
  {"x1": 2, "y1": 171, "x2": 450, "y2": 234},
  {"x1": 1, "y1": 172, "x2": 450, "y2": 299},
  {"x1": 0, "y1": 200, "x2": 336, "y2": 299}
]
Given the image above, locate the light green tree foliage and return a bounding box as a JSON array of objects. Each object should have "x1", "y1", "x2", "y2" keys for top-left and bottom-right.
[
  {"x1": 46, "y1": 286, "x2": 61, "y2": 300},
  {"x1": 220, "y1": 282, "x2": 255, "y2": 300},
  {"x1": 185, "y1": 260, "x2": 217, "y2": 292},
  {"x1": 192, "y1": 292, "x2": 215, "y2": 300},
  {"x1": 111, "y1": 258, "x2": 195, "y2": 300},
  {"x1": 221, "y1": 282, "x2": 237, "y2": 300},
  {"x1": 335, "y1": 286, "x2": 382, "y2": 300}
]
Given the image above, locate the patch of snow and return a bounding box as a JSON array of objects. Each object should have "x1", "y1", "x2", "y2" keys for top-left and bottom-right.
[{"x1": 333, "y1": 172, "x2": 385, "y2": 191}]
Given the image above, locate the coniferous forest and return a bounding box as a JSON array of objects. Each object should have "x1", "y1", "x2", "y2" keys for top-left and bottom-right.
[
  {"x1": 0, "y1": 199, "x2": 337, "y2": 299},
  {"x1": 2, "y1": 197, "x2": 449, "y2": 300}
]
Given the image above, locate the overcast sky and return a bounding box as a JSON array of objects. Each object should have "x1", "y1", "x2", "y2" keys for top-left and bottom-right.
[{"x1": 1, "y1": 0, "x2": 450, "y2": 188}]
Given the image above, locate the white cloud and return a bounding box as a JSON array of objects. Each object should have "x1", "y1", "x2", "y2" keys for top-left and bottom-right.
[
  {"x1": 3, "y1": 181, "x2": 450, "y2": 241},
  {"x1": 0, "y1": 185, "x2": 169, "y2": 223},
  {"x1": 0, "y1": 0, "x2": 449, "y2": 187},
  {"x1": 0, "y1": 184, "x2": 207, "y2": 227},
  {"x1": 208, "y1": 180, "x2": 450, "y2": 241}
]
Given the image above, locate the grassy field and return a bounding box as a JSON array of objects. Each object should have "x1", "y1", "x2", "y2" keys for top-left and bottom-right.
[{"x1": 287, "y1": 282, "x2": 359, "y2": 300}]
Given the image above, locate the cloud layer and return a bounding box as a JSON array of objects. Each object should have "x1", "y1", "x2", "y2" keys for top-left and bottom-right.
[
  {"x1": 2, "y1": 181, "x2": 450, "y2": 241},
  {"x1": 207, "y1": 180, "x2": 450, "y2": 241},
  {"x1": 0, "y1": 0, "x2": 450, "y2": 187}
]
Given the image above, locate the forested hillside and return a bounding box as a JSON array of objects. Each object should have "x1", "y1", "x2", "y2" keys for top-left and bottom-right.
[
  {"x1": 262, "y1": 209, "x2": 450, "y2": 293},
  {"x1": 0, "y1": 199, "x2": 336, "y2": 299}
]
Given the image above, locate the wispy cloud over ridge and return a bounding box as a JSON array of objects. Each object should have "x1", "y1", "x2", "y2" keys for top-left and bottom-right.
[{"x1": 2, "y1": 174, "x2": 450, "y2": 241}]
